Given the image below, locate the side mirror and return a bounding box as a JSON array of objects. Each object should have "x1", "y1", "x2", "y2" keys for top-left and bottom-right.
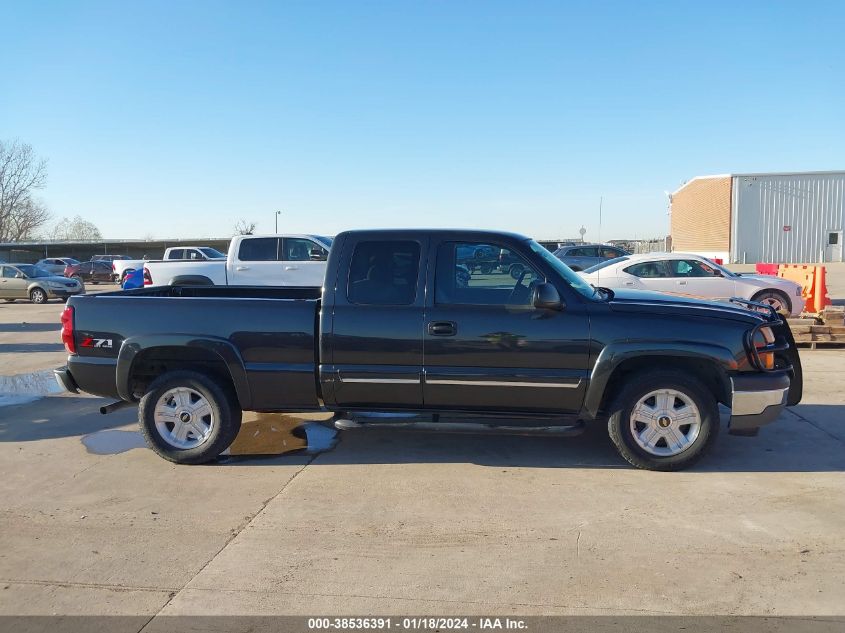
[
  {"x1": 532, "y1": 282, "x2": 564, "y2": 310},
  {"x1": 309, "y1": 248, "x2": 327, "y2": 261},
  {"x1": 15, "y1": 272, "x2": 25, "y2": 279}
]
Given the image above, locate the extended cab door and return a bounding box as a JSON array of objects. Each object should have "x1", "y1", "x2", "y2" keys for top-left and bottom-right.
[
  {"x1": 423, "y1": 239, "x2": 591, "y2": 414},
  {"x1": 228, "y1": 237, "x2": 285, "y2": 285},
  {"x1": 320, "y1": 236, "x2": 427, "y2": 408}
]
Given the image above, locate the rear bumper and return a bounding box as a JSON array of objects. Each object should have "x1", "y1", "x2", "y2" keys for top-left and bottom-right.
[
  {"x1": 54, "y1": 366, "x2": 79, "y2": 394},
  {"x1": 729, "y1": 372, "x2": 790, "y2": 434}
]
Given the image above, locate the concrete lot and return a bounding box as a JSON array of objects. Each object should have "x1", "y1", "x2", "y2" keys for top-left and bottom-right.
[{"x1": 0, "y1": 276, "x2": 843, "y2": 620}]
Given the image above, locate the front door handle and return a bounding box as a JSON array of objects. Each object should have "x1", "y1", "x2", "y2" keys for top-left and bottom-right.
[
  {"x1": 677, "y1": 280, "x2": 687, "y2": 286},
  {"x1": 284, "y1": 266, "x2": 299, "y2": 271},
  {"x1": 236, "y1": 266, "x2": 250, "y2": 271},
  {"x1": 428, "y1": 321, "x2": 457, "y2": 336}
]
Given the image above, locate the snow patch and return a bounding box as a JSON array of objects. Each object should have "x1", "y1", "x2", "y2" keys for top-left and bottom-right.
[{"x1": 0, "y1": 369, "x2": 63, "y2": 407}]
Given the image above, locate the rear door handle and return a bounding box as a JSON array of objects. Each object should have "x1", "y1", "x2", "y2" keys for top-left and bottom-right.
[
  {"x1": 677, "y1": 281, "x2": 687, "y2": 286},
  {"x1": 284, "y1": 266, "x2": 299, "y2": 271},
  {"x1": 236, "y1": 266, "x2": 250, "y2": 271},
  {"x1": 428, "y1": 321, "x2": 457, "y2": 336}
]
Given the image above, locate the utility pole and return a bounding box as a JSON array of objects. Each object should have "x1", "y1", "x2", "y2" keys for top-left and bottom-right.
[{"x1": 275, "y1": 210, "x2": 282, "y2": 234}]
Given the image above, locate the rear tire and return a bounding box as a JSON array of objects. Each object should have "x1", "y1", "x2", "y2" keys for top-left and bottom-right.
[
  {"x1": 606, "y1": 369, "x2": 720, "y2": 471},
  {"x1": 29, "y1": 288, "x2": 48, "y2": 304},
  {"x1": 138, "y1": 370, "x2": 242, "y2": 465}
]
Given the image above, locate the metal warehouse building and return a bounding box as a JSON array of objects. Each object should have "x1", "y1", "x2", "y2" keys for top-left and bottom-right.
[{"x1": 669, "y1": 170, "x2": 845, "y2": 264}]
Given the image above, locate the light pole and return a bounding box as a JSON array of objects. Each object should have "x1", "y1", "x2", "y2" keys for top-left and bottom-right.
[{"x1": 275, "y1": 210, "x2": 282, "y2": 233}]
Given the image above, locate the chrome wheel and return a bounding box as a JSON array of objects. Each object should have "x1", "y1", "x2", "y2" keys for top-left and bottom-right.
[
  {"x1": 758, "y1": 295, "x2": 785, "y2": 311},
  {"x1": 153, "y1": 387, "x2": 215, "y2": 449},
  {"x1": 629, "y1": 388, "x2": 701, "y2": 457},
  {"x1": 30, "y1": 288, "x2": 47, "y2": 304}
]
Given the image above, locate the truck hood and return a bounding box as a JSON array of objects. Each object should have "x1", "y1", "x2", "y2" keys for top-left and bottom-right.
[{"x1": 605, "y1": 288, "x2": 765, "y2": 324}]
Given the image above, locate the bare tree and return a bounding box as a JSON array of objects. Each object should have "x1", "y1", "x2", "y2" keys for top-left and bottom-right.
[
  {"x1": 234, "y1": 219, "x2": 256, "y2": 235},
  {"x1": 0, "y1": 140, "x2": 50, "y2": 241},
  {"x1": 48, "y1": 215, "x2": 103, "y2": 241}
]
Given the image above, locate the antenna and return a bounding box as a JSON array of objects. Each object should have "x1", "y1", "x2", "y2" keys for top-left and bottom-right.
[{"x1": 598, "y1": 196, "x2": 603, "y2": 243}]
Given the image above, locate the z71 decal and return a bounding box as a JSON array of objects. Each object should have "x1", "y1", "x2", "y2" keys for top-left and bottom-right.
[{"x1": 81, "y1": 337, "x2": 114, "y2": 349}]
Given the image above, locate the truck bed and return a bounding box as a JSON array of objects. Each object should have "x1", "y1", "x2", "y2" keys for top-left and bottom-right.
[
  {"x1": 65, "y1": 285, "x2": 323, "y2": 410},
  {"x1": 97, "y1": 285, "x2": 322, "y2": 300}
]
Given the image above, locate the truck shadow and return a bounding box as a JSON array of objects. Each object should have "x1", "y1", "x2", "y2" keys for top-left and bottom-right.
[
  {"x1": 0, "y1": 395, "x2": 136, "y2": 442},
  {"x1": 2, "y1": 397, "x2": 843, "y2": 473},
  {"x1": 226, "y1": 405, "x2": 845, "y2": 473},
  {"x1": 0, "y1": 322, "x2": 60, "y2": 332}
]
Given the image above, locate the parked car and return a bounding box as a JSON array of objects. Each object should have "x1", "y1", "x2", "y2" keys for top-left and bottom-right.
[
  {"x1": 1, "y1": 263, "x2": 83, "y2": 304},
  {"x1": 553, "y1": 244, "x2": 629, "y2": 271},
  {"x1": 56, "y1": 229, "x2": 802, "y2": 471},
  {"x1": 143, "y1": 235, "x2": 331, "y2": 287},
  {"x1": 36, "y1": 257, "x2": 80, "y2": 275},
  {"x1": 578, "y1": 253, "x2": 804, "y2": 316},
  {"x1": 65, "y1": 260, "x2": 114, "y2": 285},
  {"x1": 112, "y1": 246, "x2": 226, "y2": 283}
]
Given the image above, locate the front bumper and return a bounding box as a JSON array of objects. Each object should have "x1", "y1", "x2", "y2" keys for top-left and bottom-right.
[
  {"x1": 47, "y1": 287, "x2": 83, "y2": 298},
  {"x1": 729, "y1": 372, "x2": 790, "y2": 435}
]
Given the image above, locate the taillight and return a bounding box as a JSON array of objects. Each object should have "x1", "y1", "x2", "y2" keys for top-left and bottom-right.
[
  {"x1": 753, "y1": 326, "x2": 775, "y2": 370},
  {"x1": 61, "y1": 305, "x2": 76, "y2": 354},
  {"x1": 143, "y1": 267, "x2": 152, "y2": 286},
  {"x1": 112, "y1": 262, "x2": 116, "y2": 271}
]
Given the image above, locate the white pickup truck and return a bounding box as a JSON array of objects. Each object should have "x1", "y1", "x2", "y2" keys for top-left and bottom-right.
[
  {"x1": 143, "y1": 234, "x2": 332, "y2": 287},
  {"x1": 113, "y1": 246, "x2": 226, "y2": 283}
]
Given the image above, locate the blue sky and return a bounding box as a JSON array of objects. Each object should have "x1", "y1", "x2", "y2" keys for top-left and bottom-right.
[{"x1": 3, "y1": 0, "x2": 843, "y2": 241}]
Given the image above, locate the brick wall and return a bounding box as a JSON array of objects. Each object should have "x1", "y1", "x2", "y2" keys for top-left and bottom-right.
[{"x1": 670, "y1": 176, "x2": 731, "y2": 252}]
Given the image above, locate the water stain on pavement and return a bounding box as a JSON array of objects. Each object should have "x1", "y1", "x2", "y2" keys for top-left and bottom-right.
[
  {"x1": 81, "y1": 411, "x2": 338, "y2": 457},
  {"x1": 82, "y1": 429, "x2": 147, "y2": 454}
]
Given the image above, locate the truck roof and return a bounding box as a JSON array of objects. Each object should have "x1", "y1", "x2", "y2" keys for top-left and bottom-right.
[{"x1": 336, "y1": 228, "x2": 531, "y2": 241}]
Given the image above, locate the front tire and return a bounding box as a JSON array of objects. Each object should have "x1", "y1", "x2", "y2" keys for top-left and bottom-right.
[
  {"x1": 607, "y1": 370, "x2": 719, "y2": 471},
  {"x1": 752, "y1": 290, "x2": 791, "y2": 315},
  {"x1": 138, "y1": 370, "x2": 242, "y2": 464},
  {"x1": 30, "y1": 287, "x2": 48, "y2": 304}
]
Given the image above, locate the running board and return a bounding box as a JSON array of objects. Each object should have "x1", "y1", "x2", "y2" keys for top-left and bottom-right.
[{"x1": 332, "y1": 417, "x2": 585, "y2": 437}]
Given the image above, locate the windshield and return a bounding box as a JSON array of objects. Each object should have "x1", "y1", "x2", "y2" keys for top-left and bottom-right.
[
  {"x1": 309, "y1": 235, "x2": 333, "y2": 249},
  {"x1": 583, "y1": 256, "x2": 629, "y2": 274},
  {"x1": 707, "y1": 260, "x2": 737, "y2": 278},
  {"x1": 527, "y1": 240, "x2": 598, "y2": 299},
  {"x1": 199, "y1": 247, "x2": 226, "y2": 259},
  {"x1": 16, "y1": 265, "x2": 52, "y2": 278}
]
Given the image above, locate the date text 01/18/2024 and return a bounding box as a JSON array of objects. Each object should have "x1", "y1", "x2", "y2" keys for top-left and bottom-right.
[{"x1": 307, "y1": 617, "x2": 527, "y2": 630}]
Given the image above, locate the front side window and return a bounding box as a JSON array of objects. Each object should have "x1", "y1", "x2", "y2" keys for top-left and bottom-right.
[
  {"x1": 436, "y1": 242, "x2": 541, "y2": 306},
  {"x1": 667, "y1": 259, "x2": 716, "y2": 277},
  {"x1": 238, "y1": 238, "x2": 279, "y2": 262},
  {"x1": 600, "y1": 247, "x2": 622, "y2": 259},
  {"x1": 283, "y1": 238, "x2": 320, "y2": 261},
  {"x1": 1, "y1": 267, "x2": 17, "y2": 279},
  {"x1": 347, "y1": 240, "x2": 420, "y2": 305},
  {"x1": 199, "y1": 248, "x2": 226, "y2": 259},
  {"x1": 624, "y1": 261, "x2": 668, "y2": 278}
]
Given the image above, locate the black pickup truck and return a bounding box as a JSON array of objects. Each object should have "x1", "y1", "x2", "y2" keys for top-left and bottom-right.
[{"x1": 55, "y1": 229, "x2": 803, "y2": 470}]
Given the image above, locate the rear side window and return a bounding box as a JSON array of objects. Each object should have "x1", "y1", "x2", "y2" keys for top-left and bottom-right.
[
  {"x1": 169, "y1": 249, "x2": 185, "y2": 259},
  {"x1": 238, "y1": 238, "x2": 279, "y2": 261},
  {"x1": 347, "y1": 241, "x2": 420, "y2": 305},
  {"x1": 567, "y1": 247, "x2": 598, "y2": 257},
  {"x1": 624, "y1": 261, "x2": 667, "y2": 278}
]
